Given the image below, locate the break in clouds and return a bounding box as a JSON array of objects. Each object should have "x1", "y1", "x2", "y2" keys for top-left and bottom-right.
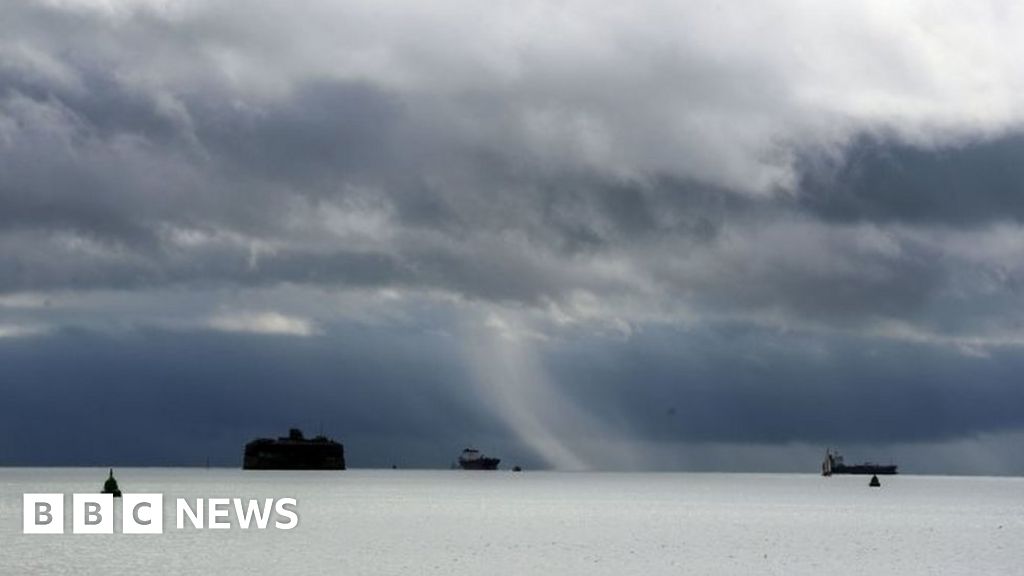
[{"x1": 2, "y1": 0, "x2": 1024, "y2": 473}]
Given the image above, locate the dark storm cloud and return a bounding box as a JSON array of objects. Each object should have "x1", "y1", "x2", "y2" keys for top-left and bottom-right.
[
  {"x1": 0, "y1": 326, "x2": 511, "y2": 468},
  {"x1": 0, "y1": 77, "x2": 404, "y2": 242},
  {"x1": 4, "y1": 0, "x2": 1024, "y2": 472},
  {"x1": 195, "y1": 82, "x2": 406, "y2": 188},
  {"x1": 797, "y1": 134, "x2": 1024, "y2": 226},
  {"x1": 3, "y1": 322, "x2": 1022, "y2": 472},
  {"x1": 548, "y1": 326, "x2": 1024, "y2": 445}
]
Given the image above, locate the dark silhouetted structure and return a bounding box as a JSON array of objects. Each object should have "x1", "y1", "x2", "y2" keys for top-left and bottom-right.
[
  {"x1": 869, "y1": 474, "x2": 881, "y2": 487},
  {"x1": 822, "y1": 449, "x2": 897, "y2": 476},
  {"x1": 243, "y1": 428, "x2": 346, "y2": 470},
  {"x1": 102, "y1": 469, "x2": 122, "y2": 497},
  {"x1": 458, "y1": 448, "x2": 500, "y2": 470}
]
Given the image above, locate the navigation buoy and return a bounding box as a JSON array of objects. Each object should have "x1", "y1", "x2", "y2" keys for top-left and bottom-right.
[
  {"x1": 869, "y1": 474, "x2": 881, "y2": 487},
  {"x1": 101, "y1": 468, "x2": 123, "y2": 497}
]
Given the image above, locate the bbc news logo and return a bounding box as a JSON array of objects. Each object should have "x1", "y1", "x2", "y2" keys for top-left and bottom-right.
[{"x1": 23, "y1": 494, "x2": 298, "y2": 534}]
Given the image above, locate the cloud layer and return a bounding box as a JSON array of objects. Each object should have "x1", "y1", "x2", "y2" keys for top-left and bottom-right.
[{"x1": 2, "y1": 0, "x2": 1024, "y2": 471}]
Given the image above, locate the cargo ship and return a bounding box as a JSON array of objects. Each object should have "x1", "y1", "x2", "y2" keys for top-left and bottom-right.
[
  {"x1": 821, "y1": 448, "x2": 897, "y2": 476},
  {"x1": 243, "y1": 428, "x2": 346, "y2": 470},
  {"x1": 458, "y1": 448, "x2": 500, "y2": 470}
]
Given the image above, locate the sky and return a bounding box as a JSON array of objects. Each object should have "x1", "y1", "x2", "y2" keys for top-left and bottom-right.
[{"x1": 2, "y1": 0, "x2": 1024, "y2": 474}]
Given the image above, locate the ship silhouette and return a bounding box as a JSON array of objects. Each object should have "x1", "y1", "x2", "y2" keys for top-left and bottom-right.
[
  {"x1": 822, "y1": 449, "x2": 897, "y2": 476},
  {"x1": 457, "y1": 448, "x2": 500, "y2": 470}
]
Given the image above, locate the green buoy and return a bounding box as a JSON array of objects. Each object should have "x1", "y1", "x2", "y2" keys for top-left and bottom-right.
[{"x1": 102, "y1": 469, "x2": 123, "y2": 498}]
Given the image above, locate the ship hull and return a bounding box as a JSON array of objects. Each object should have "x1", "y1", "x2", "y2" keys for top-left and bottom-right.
[{"x1": 829, "y1": 464, "x2": 898, "y2": 475}]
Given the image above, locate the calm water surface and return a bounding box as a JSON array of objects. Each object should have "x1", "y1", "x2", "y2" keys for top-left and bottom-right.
[{"x1": 1, "y1": 468, "x2": 1021, "y2": 575}]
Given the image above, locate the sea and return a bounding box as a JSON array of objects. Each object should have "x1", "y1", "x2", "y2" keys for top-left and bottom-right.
[{"x1": 1, "y1": 468, "x2": 1021, "y2": 575}]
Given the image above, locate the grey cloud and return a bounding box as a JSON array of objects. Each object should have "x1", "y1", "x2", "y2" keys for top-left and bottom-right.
[
  {"x1": 797, "y1": 135, "x2": 1024, "y2": 226},
  {"x1": 4, "y1": 0, "x2": 1024, "y2": 472},
  {"x1": 547, "y1": 326, "x2": 1024, "y2": 447},
  {"x1": 0, "y1": 326, "x2": 506, "y2": 467},
  {"x1": 2, "y1": 322, "x2": 1022, "y2": 472}
]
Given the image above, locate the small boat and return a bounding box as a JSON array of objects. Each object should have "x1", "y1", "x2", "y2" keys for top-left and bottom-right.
[
  {"x1": 457, "y1": 448, "x2": 500, "y2": 470},
  {"x1": 102, "y1": 469, "x2": 122, "y2": 498}
]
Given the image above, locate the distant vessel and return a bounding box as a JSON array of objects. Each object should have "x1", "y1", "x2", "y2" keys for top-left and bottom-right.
[
  {"x1": 822, "y1": 449, "x2": 897, "y2": 476},
  {"x1": 458, "y1": 448, "x2": 500, "y2": 470},
  {"x1": 243, "y1": 428, "x2": 346, "y2": 470}
]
